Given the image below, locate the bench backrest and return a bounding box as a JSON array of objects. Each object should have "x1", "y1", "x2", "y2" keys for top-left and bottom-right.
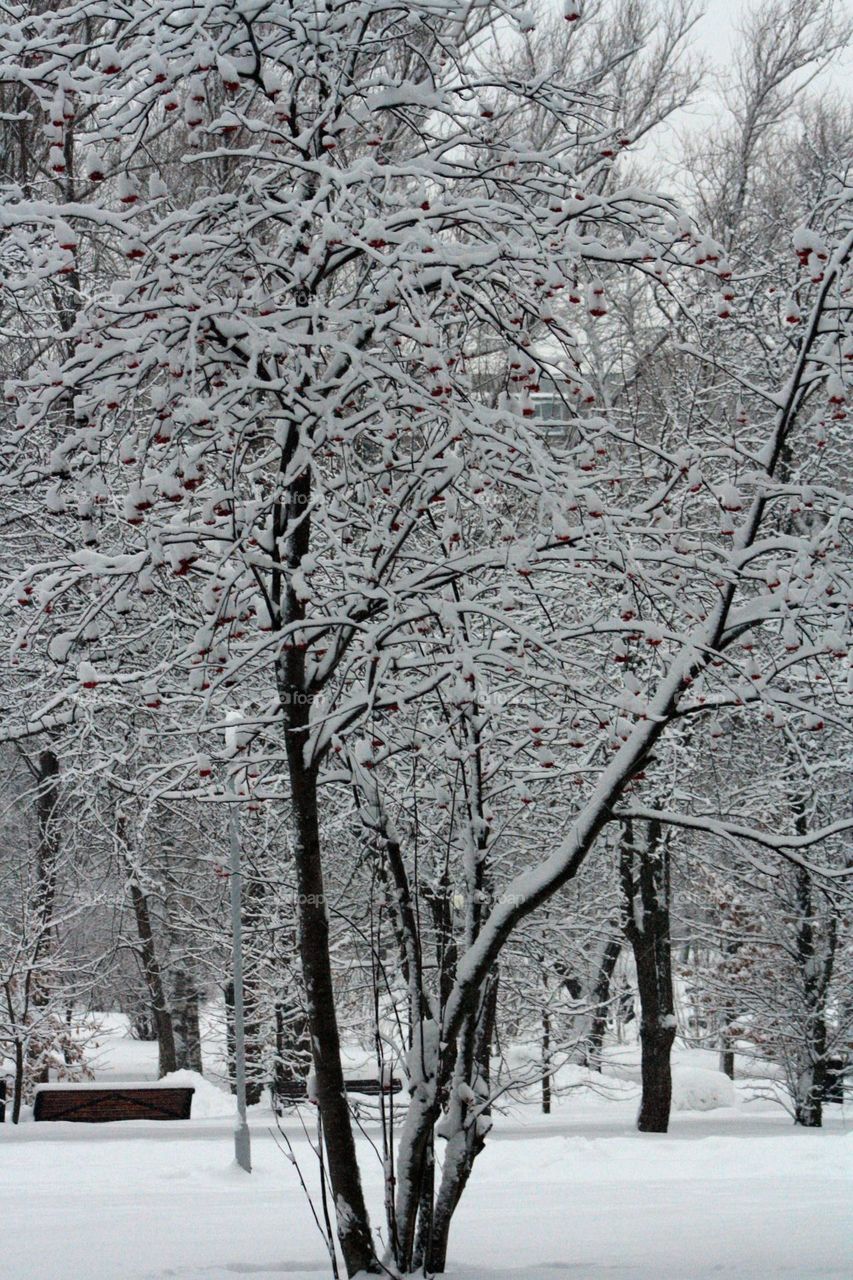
[
  {"x1": 273, "y1": 1075, "x2": 403, "y2": 1106},
  {"x1": 33, "y1": 1085, "x2": 194, "y2": 1122}
]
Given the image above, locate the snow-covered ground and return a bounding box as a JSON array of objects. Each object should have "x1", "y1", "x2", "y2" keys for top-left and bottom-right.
[{"x1": 1, "y1": 1016, "x2": 850, "y2": 1280}]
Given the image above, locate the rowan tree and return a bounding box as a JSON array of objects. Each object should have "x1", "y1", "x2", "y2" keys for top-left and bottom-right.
[{"x1": 0, "y1": 2, "x2": 851, "y2": 1275}]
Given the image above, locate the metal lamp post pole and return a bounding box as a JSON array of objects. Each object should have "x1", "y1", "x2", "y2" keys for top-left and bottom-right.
[{"x1": 228, "y1": 797, "x2": 252, "y2": 1172}]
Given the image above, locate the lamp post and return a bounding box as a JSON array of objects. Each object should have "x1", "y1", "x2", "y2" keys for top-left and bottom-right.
[{"x1": 228, "y1": 794, "x2": 252, "y2": 1173}]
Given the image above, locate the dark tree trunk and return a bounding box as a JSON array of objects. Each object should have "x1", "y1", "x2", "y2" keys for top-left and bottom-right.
[
  {"x1": 117, "y1": 814, "x2": 177, "y2": 1078},
  {"x1": 286, "y1": 753, "x2": 380, "y2": 1274},
  {"x1": 794, "y1": 1032, "x2": 826, "y2": 1127},
  {"x1": 35, "y1": 750, "x2": 60, "y2": 925},
  {"x1": 11, "y1": 1038, "x2": 24, "y2": 1124},
  {"x1": 400, "y1": 1102, "x2": 440, "y2": 1274},
  {"x1": 127, "y1": 878, "x2": 177, "y2": 1077},
  {"x1": 276, "y1": 452, "x2": 379, "y2": 1277},
  {"x1": 237, "y1": 992, "x2": 264, "y2": 1104},
  {"x1": 541, "y1": 1006, "x2": 551, "y2": 1114},
  {"x1": 241, "y1": 866, "x2": 265, "y2": 1106},
  {"x1": 718, "y1": 932, "x2": 740, "y2": 1080},
  {"x1": 282, "y1": 708, "x2": 377, "y2": 1267},
  {"x1": 31, "y1": 749, "x2": 61, "y2": 1085},
  {"x1": 635, "y1": 962, "x2": 676, "y2": 1133},
  {"x1": 621, "y1": 819, "x2": 676, "y2": 1134},
  {"x1": 791, "y1": 855, "x2": 837, "y2": 1128},
  {"x1": 584, "y1": 936, "x2": 621, "y2": 1070},
  {"x1": 224, "y1": 979, "x2": 236, "y2": 1094}
]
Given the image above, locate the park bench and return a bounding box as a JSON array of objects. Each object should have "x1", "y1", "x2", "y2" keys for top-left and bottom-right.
[
  {"x1": 272, "y1": 1073, "x2": 402, "y2": 1114},
  {"x1": 33, "y1": 1081, "x2": 195, "y2": 1123}
]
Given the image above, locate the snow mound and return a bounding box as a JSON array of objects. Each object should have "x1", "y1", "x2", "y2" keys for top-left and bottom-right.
[
  {"x1": 672, "y1": 1066, "x2": 736, "y2": 1112},
  {"x1": 158, "y1": 1070, "x2": 237, "y2": 1119}
]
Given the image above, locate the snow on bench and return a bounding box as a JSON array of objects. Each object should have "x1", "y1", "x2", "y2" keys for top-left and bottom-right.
[{"x1": 33, "y1": 1081, "x2": 195, "y2": 1123}]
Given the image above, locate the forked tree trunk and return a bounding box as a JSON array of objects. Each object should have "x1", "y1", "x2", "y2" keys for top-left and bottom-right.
[
  {"x1": 621, "y1": 818, "x2": 676, "y2": 1133},
  {"x1": 394, "y1": 1027, "x2": 440, "y2": 1275},
  {"x1": 427, "y1": 1023, "x2": 479, "y2": 1274},
  {"x1": 426, "y1": 975, "x2": 498, "y2": 1273}
]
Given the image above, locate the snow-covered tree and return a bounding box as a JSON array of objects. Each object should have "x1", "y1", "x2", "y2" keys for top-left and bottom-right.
[{"x1": 1, "y1": 1, "x2": 851, "y2": 1273}]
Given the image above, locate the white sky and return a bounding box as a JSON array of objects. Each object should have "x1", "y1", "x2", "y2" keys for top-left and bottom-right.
[
  {"x1": 682, "y1": 0, "x2": 852, "y2": 118},
  {"x1": 640, "y1": 0, "x2": 852, "y2": 174}
]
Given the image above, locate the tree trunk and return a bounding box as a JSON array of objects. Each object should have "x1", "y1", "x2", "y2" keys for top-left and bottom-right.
[
  {"x1": 172, "y1": 970, "x2": 203, "y2": 1073},
  {"x1": 719, "y1": 1042, "x2": 735, "y2": 1080},
  {"x1": 793, "y1": 1003, "x2": 828, "y2": 1128},
  {"x1": 183, "y1": 990, "x2": 202, "y2": 1073},
  {"x1": 395, "y1": 1016, "x2": 441, "y2": 1274},
  {"x1": 274, "y1": 1002, "x2": 311, "y2": 1098},
  {"x1": 30, "y1": 749, "x2": 61, "y2": 1085},
  {"x1": 241, "y1": 866, "x2": 265, "y2": 1106},
  {"x1": 719, "y1": 991, "x2": 736, "y2": 1080},
  {"x1": 11, "y1": 1037, "x2": 24, "y2": 1124},
  {"x1": 584, "y1": 936, "x2": 621, "y2": 1070},
  {"x1": 34, "y1": 750, "x2": 60, "y2": 925},
  {"x1": 117, "y1": 814, "x2": 177, "y2": 1078},
  {"x1": 541, "y1": 1006, "x2": 551, "y2": 1115},
  {"x1": 426, "y1": 975, "x2": 498, "y2": 1273},
  {"x1": 276, "y1": 452, "x2": 379, "y2": 1276},
  {"x1": 127, "y1": 877, "x2": 177, "y2": 1077},
  {"x1": 621, "y1": 819, "x2": 676, "y2": 1133},
  {"x1": 224, "y1": 980, "x2": 236, "y2": 1094},
  {"x1": 286, "y1": 751, "x2": 380, "y2": 1275},
  {"x1": 635, "y1": 955, "x2": 676, "y2": 1134},
  {"x1": 718, "y1": 932, "x2": 739, "y2": 1080},
  {"x1": 410, "y1": 1127, "x2": 436, "y2": 1273},
  {"x1": 791, "y1": 860, "x2": 836, "y2": 1128},
  {"x1": 427, "y1": 1020, "x2": 479, "y2": 1274}
]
